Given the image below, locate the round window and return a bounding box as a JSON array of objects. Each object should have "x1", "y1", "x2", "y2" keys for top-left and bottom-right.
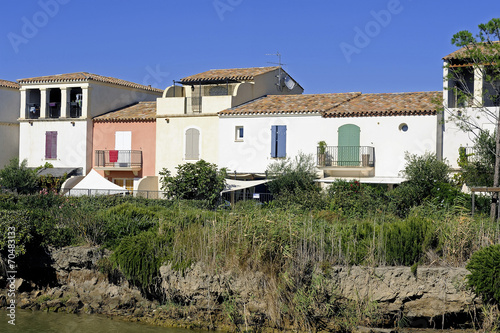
[{"x1": 399, "y1": 123, "x2": 408, "y2": 132}]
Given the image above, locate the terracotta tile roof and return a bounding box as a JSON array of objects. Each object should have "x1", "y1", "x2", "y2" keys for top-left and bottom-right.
[
  {"x1": 180, "y1": 66, "x2": 280, "y2": 83},
  {"x1": 443, "y1": 41, "x2": 500, "y2": 60},
  {"x1": 323, "y1": 91, "x2": 441, "y2": 118},
  {"x1": 17, "y1": 72, "x2": 163, "y2": 93},
  {"x1": 219, "y1": 93, "x2": 362, "y2": 115},
  {"x1": 0, "y1": 79, "x2": 20, "y2": 89},
  {"x1": 93, "y1": 101, "x2": 156, "y2": 122}
]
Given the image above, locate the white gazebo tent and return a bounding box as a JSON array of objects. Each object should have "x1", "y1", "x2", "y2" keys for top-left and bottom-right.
[{"x1": 66, "y1": 169, "x2": 128, "y2": 196}]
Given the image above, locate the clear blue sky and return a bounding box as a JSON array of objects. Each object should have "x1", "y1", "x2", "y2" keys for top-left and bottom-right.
[{"x1": 1, "y1": 0, "x2": 498, "y2": 94}]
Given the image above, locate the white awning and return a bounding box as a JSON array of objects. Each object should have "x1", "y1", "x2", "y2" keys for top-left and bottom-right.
[
  {"x1": 222, "y1": 179, "x2": 271, "y2": 193},
  {"x1": 65, "y1": 169, "x2": 128, "y2": 196}
]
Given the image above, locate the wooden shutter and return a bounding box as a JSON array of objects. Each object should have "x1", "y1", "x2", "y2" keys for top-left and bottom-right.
[
  {"x1": 45, "y1": 131, "x2": 57, "y2": 159},
  {"x1": 277, "y1": 125, "x2": 287, "y2": 158},
  {"x1": 271, "y1": 125, "x2": 286, "y2": 158},
  {"x1": 185, "y1": 128, "x2": 200, "y2": 160}
]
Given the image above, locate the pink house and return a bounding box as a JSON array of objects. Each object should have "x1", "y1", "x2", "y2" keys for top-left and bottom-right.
[{"x1": 92, "y1": 101, "x2": 156, "y2": 192}]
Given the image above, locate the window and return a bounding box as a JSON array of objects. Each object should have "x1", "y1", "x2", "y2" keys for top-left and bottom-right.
[
  {"x1": 271, "y1": 125, "x2": 286, "y2": 158},
  {"x1": 114, "y1": 179, "x2": 134, "y2": 192},
  {"x1": 185, "y1": 128, "x2": 200, "y2": 160},
  {"x1": 45, "y1": 131, "x2": 57, "y2": 159},
  {"x1": 399, "y1": 123, "x2": 408, "y2": 132},
  {"x1": 235, "y1": 126, "x2": 244, "y2": 141}
]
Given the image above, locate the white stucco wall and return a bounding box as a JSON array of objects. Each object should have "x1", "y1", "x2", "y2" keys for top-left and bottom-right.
[
  {"x1": 441, "y1": 106, "x2": 498, "y2": 169},
  {"x1": 156, "y1": 115, "x2": 219, "y2": 175},
  {"x1": 89, "y1": 83, "x2": 161, "y2": 117},
  {"x1": 218, "y1": 114, "x2": 437, "y2": 179},
  {"x1": 19, "y1": 119, "x2": 90, "y2": 172}
]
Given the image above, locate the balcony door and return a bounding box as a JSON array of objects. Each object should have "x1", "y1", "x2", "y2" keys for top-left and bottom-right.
[
  {"x1": 338, "y1": 124, "x2": 360, "y2": 166},
  {"x1": 115, "y1": 131, "x2": 131, "y2": 167}
]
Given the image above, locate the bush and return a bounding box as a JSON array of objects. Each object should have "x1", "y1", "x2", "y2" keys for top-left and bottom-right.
[
  {"x1": 466, "y1": 244, "x2": 500, "y2": 304},
  {"x1": 112, "y1": 230, "x2": 170, "y2": 292},
  {"x1": 159, "y1": 160, "x2": 226, "y2": 208},
  {"x1": 267, "y1": 152, "x2": 319, "y2": 196},
  {"x1": 0, "y1": 158, "x2": 38, "y2": 194},
  {"x1": 327, "y1": 180, "x2": 389, "y2": 217}
]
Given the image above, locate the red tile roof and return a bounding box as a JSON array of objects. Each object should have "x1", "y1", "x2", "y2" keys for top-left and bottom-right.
[
  {"x1": 219, "y1": 91, "x2": 441, "y2": 117},
  {"x1": 18, "y1": 72, "x2": 163, "y2": 93},
  {"x1": 180, "y1": 66, "x2": 280, "y2": 83},
  {"x1": 93, "y1": 101, "x2": 156, "y2": 122},
  {"x1": 0, "y1": 79, "x2": 20, "y2": 89},
  {"x1": 219, "y1": 93, "x2": 362, "y2": 115},
  {"x1": 443, "y1": 41, "x2": 500, "y2": 60},
  {"x1": 323, "y1": 92, "x2": 441, "y2": 118}
]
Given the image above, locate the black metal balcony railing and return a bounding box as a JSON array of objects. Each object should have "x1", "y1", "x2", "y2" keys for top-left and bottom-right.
[
  {"x1": 27, "y1": 103, "x2": 40, "y2": 119},
  {"x1": 317, "y1": 146, "x2": 375, "y2": 167},
  {"x1": 95, "y1": 150, "x2": 142, "y2": 168},
  {"x1": 48, "y1": 102, "x2": 61, "y2": 118},
  {"x1": 69, "y1": 102, "x2": 82, "y2": 118}
]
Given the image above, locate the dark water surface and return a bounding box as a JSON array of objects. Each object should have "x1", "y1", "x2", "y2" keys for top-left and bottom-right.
[{"x1": 0, "y1": 309, "x2": 198, "y2": 333}]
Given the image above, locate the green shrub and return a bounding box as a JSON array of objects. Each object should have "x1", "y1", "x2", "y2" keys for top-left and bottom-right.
[
  {"x1": 0, "y1": 210, "x2": 33, "y2": 256},
  {"x1": 327, "y1": 180, "x2": 389, "y2": 217},
  {"x1": 0, "y1": 158, "x2": 38, "y2": 194},
  {"x1": 112, "y1": 230, "x2": 171, "y2": 291},
  {"x1": 466, "y1": 244, "x2": 500, "y2": 304}
]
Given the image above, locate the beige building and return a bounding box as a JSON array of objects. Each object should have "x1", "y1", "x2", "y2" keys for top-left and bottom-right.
[
  {"x1": 0, "y1": 79, "x2": 20, "y2": 168},
  {"x1": 155, "y1": 66, "x2": 303, "y2": 176}
]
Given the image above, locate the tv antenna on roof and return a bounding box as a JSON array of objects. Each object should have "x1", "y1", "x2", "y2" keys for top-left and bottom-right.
[{"x1": 266, "y1": 51, "x2": 286, "y2": 91}]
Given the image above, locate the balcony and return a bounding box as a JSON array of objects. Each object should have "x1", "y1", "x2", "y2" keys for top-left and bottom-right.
[
  {"x1": 317, "y1": 146, "x2": 375, "y2": 177},
  {"x1": 94, "y1": 150, "x2": 142, "y2": 175}
]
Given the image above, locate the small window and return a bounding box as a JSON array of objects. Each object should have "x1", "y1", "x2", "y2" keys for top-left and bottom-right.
[
  {"x1": 235, "y1": 126, "x2": 244, "y2": 141},
  {"x1": 399, "y1": 123, "x2": 408, "y2": 132}
]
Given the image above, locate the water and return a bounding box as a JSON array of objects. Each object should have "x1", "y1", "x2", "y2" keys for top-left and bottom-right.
[{"x1": 0, "y1": 309, "x2": 198, "y2": 333}]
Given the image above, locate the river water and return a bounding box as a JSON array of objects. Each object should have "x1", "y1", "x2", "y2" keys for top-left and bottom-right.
[{"x1": 0, "y1": 309, "x2": 197, "y2": 333}]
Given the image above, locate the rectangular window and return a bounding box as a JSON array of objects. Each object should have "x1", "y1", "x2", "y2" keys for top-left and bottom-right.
[
  {"x1": 235, "y1": 126, "x2": 244, "y2": 141},
  {"x1": 271, "y1": 125, "x2": 286, "y2": 158},
  {"x1": 45, "y1": 131, "x2": 57, "y2": 159}
]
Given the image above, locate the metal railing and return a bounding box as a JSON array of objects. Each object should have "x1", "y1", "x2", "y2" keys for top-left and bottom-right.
[
  {"x1": 317, "y1": 146, "x2": 375, "y2": 167},
  {"x1": 64, "y1": 188, "x2": 163, "y2": 199},
  {"x1": 94, "y1": 150, "x2": 142, "y2": 168},
  {"x1": 69, "y1": 102, "x2": 82, "y2": 118},
  {"x1": 221, "y1": 191, "x2": 273, "y2": 204},
  {"x1": 48, "y1": 102, "x2": 61, "y2": 118}
]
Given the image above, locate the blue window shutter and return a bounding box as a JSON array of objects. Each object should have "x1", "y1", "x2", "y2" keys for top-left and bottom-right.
[
  {"x1": 271, "y1": 126, "x2": 277, "y2": 157},
  {"x1": 277, "y1": 125, "x2": 286, "y2": 157}
]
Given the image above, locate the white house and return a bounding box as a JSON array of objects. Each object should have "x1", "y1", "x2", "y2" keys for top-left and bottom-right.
[
  {"x1": 440, "y1": 46, "x2": 500, "y2": 170},
  {"x1": 155, "y1": 66, "x2": 303, "y2": 176},
  {"x1": 219, "y1": 91, "x2": 441, "y2": 186},
  {"x1": 0, "y1": 79, "x2": 20, "y2": 168},
  {"x1": 18, "y1": 72, "x2": 163, "y2": 175}
]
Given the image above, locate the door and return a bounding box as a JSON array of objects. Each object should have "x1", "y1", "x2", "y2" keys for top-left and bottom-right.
[
  {"x1": 338, "y1": 124, "x2": 360, "y2": 166},
  {"x1": 115, "y1": 131, "x2": 132, "y2": 167}
]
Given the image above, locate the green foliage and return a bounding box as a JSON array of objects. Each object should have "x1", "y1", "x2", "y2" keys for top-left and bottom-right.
[
  {"x1": 466, "y1": 244, "x2": 500, "y2": 304},
  {"x1": 457, "y1": 131, "x2": 496, "y2": 187},
  {"x1": 0, "y1": 158, "x2": 38, "y2": 194},
  {"x1": 267, "y1": 153, "x2": 319, "y2": 197},
  {"x1": 0, "y1": 210, "x2": 33, "y2": 256},
  {"x1": 327, "y1": 180, "x2": 389, "y2": 217},
  {"x1": 112, "y1": 230, "x2": 170, "y2": 291},
  {"x1": 159, "y1": 160, "x2": 227, "y2": 208},
  {"x1": 390, "y1": 152, "x2": 452, "y2": 216}
]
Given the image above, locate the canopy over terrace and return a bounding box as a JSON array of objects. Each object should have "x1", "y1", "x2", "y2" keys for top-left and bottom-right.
[{"x1": 65, "y1": 169, "x2": 128, "y2": 196}]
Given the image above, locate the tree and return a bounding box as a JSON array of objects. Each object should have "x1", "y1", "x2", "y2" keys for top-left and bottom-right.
[
  {"x1": 159, "y1": 160, "x2": 227, "y2": 207},
  {"x1": 0, "y1": 158, "x2": 38, "y2": 194},
  {"x1": 457, "y1": 130, "x2": 496, "y2": 186},
  {"x1": 445, "y1": 18, "x2": 500, "y2": 220}
]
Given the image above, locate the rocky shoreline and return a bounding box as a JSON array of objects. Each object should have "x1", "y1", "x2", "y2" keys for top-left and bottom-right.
[{"x1": 0, "y1": 246, "x2": 480, "y2": 331}]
